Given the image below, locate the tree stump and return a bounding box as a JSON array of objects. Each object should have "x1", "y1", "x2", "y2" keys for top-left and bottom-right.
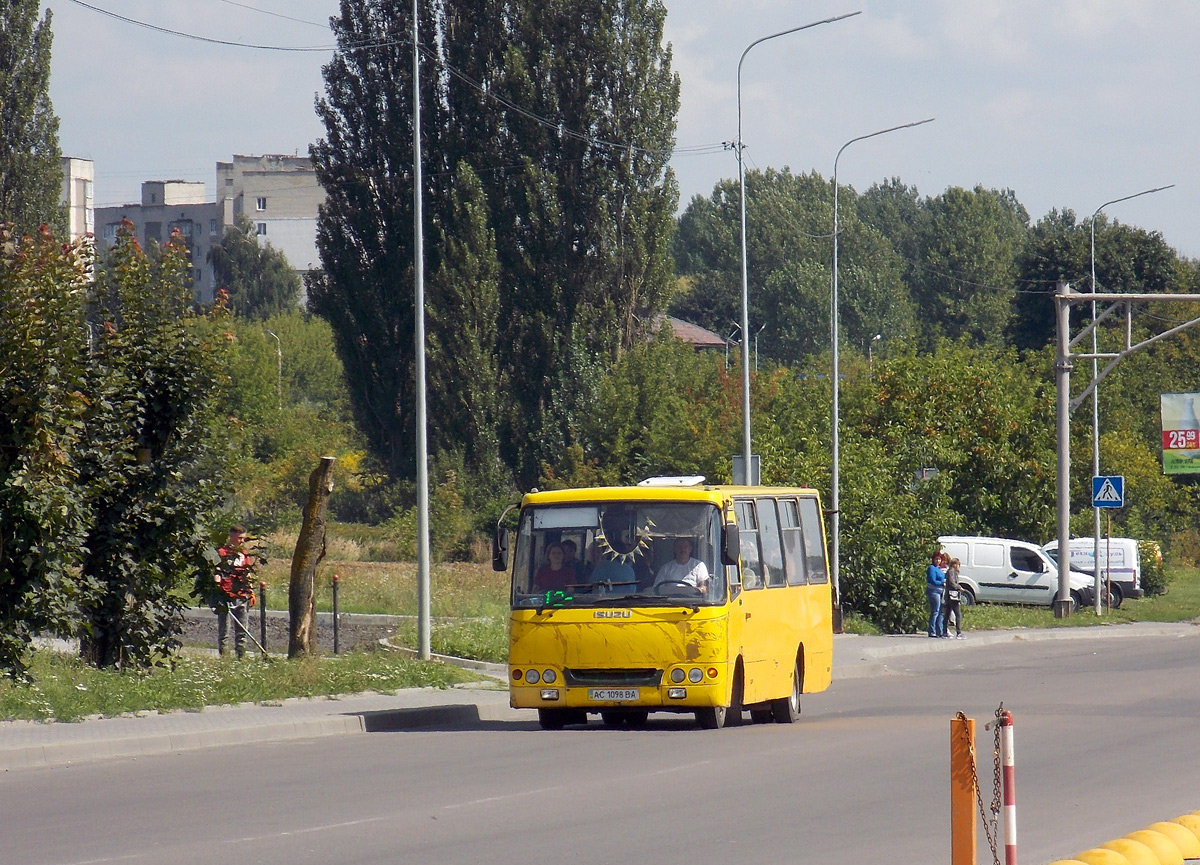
[{"x1": 288, "y1": 456, "x2": 335, "y2": 657}]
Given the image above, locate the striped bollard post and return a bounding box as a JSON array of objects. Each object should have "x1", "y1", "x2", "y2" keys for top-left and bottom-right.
[{"x1": 1000, "y1": 709, "x2": 1017, "y2": 865}]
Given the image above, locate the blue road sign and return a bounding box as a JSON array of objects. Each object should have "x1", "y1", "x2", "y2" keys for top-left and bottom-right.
[{"x1": 1092, "y1": 475, "x2": 1124, "y2": 508}]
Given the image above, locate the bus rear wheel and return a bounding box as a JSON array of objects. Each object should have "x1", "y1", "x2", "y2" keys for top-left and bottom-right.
[{"x1": 770, "y1": 659, "x2": 802, "y2": 724}]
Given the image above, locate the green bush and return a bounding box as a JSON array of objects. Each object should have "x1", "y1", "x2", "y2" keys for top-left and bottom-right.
[{"x1": 1140, "y1": 540, "x2": 1168, "y2": 597}]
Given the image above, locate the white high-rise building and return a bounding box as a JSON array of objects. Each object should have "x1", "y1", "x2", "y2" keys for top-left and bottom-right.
[{"x1": 61, "y1": 157, "x2": 94, "y2": 242}]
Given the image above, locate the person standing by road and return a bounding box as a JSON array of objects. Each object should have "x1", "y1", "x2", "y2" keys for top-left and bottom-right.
[
  {"x1": 926, "y1": 551, "x2": 947, "y2": 638},
  {"x1": 213, "y1": 525, "x2": 258, "y2": 658},
  {"x1": 943, "y1": 556, "x2": 964, "y2": 638}
]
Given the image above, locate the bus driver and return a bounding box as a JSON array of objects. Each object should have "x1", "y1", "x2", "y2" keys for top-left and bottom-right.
[{"x1": 654, "y1": 537, "x2": 710, "y2": 593}]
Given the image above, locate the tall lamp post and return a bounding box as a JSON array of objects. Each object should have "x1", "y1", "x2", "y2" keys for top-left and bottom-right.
[
  {"x1": 831, "y1": 118, "x2": 933, "y2": 627},
  {"x1": 1087, "y1": 184, "x2": 1172, "y2": 613},
  {"x1": 735, "y1": 11, "x2": 860, "y2": 483},
  {"x1": 264, "y1": 329, "x2": 281, "y2": 411},
  {"x1": 412, "y1": 0, "x2": 432, "y2": 658}
]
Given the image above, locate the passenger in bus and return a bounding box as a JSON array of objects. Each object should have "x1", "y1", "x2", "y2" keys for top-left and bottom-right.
[
  {"x1": 561, "y1": 539, "x2": 579, "y2": 570},
  {"x1": 653, "y1": 537, "x2": 710, "y2": 593},
  {"x1": 590, "y1": 547, "x2": 635, "y2": 586},
  {"x1": 533, "y1": 542, "x2": 575, "y2": 592}
]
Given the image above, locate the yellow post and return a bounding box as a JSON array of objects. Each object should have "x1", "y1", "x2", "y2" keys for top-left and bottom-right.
[{"x1": 951, "y1": 714, "x2": 977, "y2": 865}]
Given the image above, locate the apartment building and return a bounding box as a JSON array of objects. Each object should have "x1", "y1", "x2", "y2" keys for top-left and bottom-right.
[
  {"x1": 217, "y1": 154, "x2": 322, "y2": 274},
  {"x1": 61, "y1": 156, "x2": 95, "y2": 242},
  {"x1": 94, "y1": 181, "x2": 223, "y2": 301},
  {"x1": 92, "y1": 154, "x2": 324, "y2": 304}
]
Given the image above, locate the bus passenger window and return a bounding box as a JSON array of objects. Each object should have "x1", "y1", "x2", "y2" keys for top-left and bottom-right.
[
  {"x1": 735, "y1": 500, "x2": 763, "y2": 590},
  {"x1": 798, "y1": 497, "x2": 828, "y2": 584},
  {"x1": 756, "y1": 498, "x2": 786, "y2": 587},
  {"x1": 779, "y1": 498, "x2": 807, "y2": 586}
]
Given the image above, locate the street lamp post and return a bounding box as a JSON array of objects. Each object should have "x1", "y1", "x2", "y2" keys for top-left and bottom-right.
[
  {"x1": 735, "y1": 11, "x2": 860, "y2": 483},
  {"x1": 1087, "y1": 184, "x2": 1172, "y2": 613},
  {"x1": 831, "y1": 118, "x2": 933, "y2": 627},
  {"x1": 868, "y1": 332, "x2": 882, "y2": 368},
  {"x1": 264, "y1": 329, "x2": 281, "y2": 411}
]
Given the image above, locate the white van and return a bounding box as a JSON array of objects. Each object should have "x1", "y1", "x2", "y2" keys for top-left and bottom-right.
[
  {"x1": 938, "y1": 536, "x2": 1097, "y2": 610},
  {"x1": 1042, "y1": 537, "x2": 1144, "y2": 606}
]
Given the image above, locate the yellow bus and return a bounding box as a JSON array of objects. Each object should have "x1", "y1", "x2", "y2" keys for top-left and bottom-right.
[{"x1": 493, "y1": 477, "x2": 833, "y2": 729}]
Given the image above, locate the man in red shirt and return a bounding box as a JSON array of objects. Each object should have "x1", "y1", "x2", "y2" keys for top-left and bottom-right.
[{"x1": 214, "y1": 525, "x2": 257, "y2": 658}]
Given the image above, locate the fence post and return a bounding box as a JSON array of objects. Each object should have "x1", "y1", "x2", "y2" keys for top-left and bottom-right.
[
  {"x1": 951, "y1": 713, "x2": 977, "y2": 865},
  {"x1": 1000, "y1": 709, "x2": 1017, "y2": 865},
  {"x1": 259, "y1": 581, "x2": 267, "y2": 651},
  {"x1": 332, "y1": 573, "x2": 340, "y2": 655}
]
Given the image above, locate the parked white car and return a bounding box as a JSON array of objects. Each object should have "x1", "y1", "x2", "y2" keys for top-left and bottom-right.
[
  {"x1": 1042, "y1": 537, "x2": 1145, "y2": 607},
  {"x1": 938, "y1": 536, "x2": 1097, "y2": 610}
]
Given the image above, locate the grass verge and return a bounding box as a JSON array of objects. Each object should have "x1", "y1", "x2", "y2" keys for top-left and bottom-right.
[{"x1": 0, "y1": 648, "x2": 482, "y2": 723}]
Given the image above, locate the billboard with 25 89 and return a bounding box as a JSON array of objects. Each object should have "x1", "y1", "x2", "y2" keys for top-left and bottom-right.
[{"x1": 1160, "y1": 392, "x2": 1200, "y2": 474}]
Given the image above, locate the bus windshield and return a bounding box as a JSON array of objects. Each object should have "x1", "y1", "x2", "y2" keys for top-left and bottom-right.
[{"x1": 512, "y1": 501, "x2": 725, "y2": 608}]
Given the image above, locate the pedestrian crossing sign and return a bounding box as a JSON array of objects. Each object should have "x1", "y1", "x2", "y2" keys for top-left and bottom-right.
[{"x1": 1092, "y1": 475, "x2": 1124, "y2": 508}]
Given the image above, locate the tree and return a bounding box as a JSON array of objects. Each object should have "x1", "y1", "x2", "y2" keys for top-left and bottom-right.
[
  {"x1": 0, "y1": 1, "x2": 63, "y2": 236},
  {"x1": 908, "y1": 186, "x2": 1029, "y2": 349},
  {"x1": 443, "y1": 0, "x2": 681, "y2": 484},
  {"x1": 308, "y1": 0, "x2": 455, "y2": 482},
  {"x1": 208, "y1": 215, "x2": 301, "y2": 320},
  {"x1": 672, "y1": 168, "x2": 914, "y2": 365},
  {"x1": 75, "y1": 224, "x2": 231, "y2": 668},
  {"x1": 0, "y1": 225, "x2": 91, "y2": 677}
]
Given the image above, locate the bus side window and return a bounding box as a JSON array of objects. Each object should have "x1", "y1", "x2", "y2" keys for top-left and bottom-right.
[
  {"x1": 757, "y1": 497, "x2": 786, "y2": 587},
  {"x1": 798, "y1": 497, "x2": 828, "y2": 584},
  {"x1": 735, "y1": 500, "x2": 763, "y2": 590},
  {"x1": 779, "y1": 498, "x2": 807, "y2": 586}
]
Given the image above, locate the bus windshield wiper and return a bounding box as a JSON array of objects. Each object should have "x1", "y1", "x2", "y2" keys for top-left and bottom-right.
[{"x1": 593, "y1": 594, "x2": 700, "y2": 613}]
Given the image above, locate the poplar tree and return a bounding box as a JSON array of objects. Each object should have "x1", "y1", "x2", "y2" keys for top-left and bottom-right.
[
  {"x1": 443, "y1": 0, "x2": 680, "y2": 483},
  {"x1": 0, "y1": 0, "x2": 63, "y2": 235}
]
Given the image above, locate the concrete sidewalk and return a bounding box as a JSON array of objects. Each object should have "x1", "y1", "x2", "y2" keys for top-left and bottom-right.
[{"x1": 3, "y1": 621, "x2": 1195, "y2": 772}]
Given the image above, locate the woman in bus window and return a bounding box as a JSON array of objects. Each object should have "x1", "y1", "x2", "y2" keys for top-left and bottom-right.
[{"x1": 534, "y1": 542, "x2": 575, "y2": 592}]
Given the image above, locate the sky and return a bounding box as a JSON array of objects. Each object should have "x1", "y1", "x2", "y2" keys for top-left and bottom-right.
[{"x1": 47, "y1": 0, "x2": 1200, "y2": 258}]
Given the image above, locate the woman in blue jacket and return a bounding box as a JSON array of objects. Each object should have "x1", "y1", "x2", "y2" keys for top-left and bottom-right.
[{"x1": 926, "y1": 552, "x2": 947, "y2": 637}]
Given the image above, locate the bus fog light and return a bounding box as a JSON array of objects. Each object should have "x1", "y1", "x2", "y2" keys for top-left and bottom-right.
[
  {"x1": 540, "y1": 689, "x2": 559, "y2": 700},
  {"x1": 668, "y1": 688, "x2": 687, "y2": 699},
  {"x1": 542, "y1": 669, "x2": 557, "y2": 684},
  {"x1": 688, "y1": 668, "x2": 703, "y2": 683},
  {"x1": 525, "y1": 669, "x2": 540, "y2": 684},
  {"x1": 670, "y1": 668, "x2": 686, "y2": 684}
]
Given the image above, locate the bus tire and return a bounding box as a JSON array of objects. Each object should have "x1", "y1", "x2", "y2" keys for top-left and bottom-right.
[
  {"x1": 538, "y1": 709, "x2": 568, "y2": 730},
  {"x1": 696, "y1": 664, "x2": 744, "y2": 729},
  {"x1": 771, "y1": 659, "x2": 802, "y2": 724}
]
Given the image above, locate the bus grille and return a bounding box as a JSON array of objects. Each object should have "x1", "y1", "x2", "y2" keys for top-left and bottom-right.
[{"x1": 563, "y1": 668, "x2": 663, "y2": 688}]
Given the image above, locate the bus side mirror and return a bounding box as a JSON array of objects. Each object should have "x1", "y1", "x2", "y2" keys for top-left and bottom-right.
[
  {"x1": 493, "y1": 527, "x2": 510, "y2": 572},
  {"x1": 721, "y1": 524, "x2": 740, "y2": 566}
]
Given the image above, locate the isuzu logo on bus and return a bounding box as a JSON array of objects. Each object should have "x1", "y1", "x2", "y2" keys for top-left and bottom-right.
[{"x1": 593, "y1": 610, "x2": 632, "y2": 618}]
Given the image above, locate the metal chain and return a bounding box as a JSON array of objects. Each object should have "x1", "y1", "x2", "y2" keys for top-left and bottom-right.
[{"x1": 957, "y1": 710, "x2": 1001, "y2": 865}]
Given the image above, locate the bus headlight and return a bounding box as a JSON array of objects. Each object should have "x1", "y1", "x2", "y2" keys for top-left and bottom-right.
[
  {"x1": 688, "y1": 668, "x2": 703, "y2": 683},
  {"x1": 525, "y1": 669, "x2": 540, "y2": 684},
  {"x1": 542, "y1": 669, "x2": 557, "y2": 684},
  {"x1": 670, "y1": 668, "x2": 686, "y2": 684}
]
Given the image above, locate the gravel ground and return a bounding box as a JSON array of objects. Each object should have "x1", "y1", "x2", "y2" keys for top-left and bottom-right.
[{"x1": 180, "y1": 607, "x2": 405, "y2": 655}]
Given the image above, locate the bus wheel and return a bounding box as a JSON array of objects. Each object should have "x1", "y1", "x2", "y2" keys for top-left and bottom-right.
[
  {"x1": 697, "y1": 665, "x2": 744, "y2": 729},
  {"x1": 538, "y1": 709, "x2": 568, "y2": 730},
  {"x1": 770, "y1": 660, "x2": 802, "y2": 724}
]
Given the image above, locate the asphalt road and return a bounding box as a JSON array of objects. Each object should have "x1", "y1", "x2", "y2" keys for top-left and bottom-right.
[{"x1": 3, "y1": 630, "x2": 1199, "y2": 865}]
